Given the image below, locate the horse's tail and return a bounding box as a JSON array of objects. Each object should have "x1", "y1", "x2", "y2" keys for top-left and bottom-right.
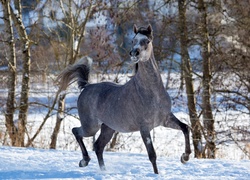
[{"x1": 56, "y1": 56, "x2": 93, "y2": 91}]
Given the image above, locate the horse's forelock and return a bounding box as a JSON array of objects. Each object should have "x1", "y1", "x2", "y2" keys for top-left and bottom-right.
[{"x1": 136, "y1": 27, "x2": 153, "y2": 40}]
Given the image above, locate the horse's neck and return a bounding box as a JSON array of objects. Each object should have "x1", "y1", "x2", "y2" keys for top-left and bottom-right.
[{"x1": 135, "y1": 53, "x2": 164, "y2": 90}]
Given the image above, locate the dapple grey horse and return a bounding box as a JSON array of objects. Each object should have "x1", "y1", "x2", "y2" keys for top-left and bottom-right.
[{"x1": 57, "y1": 24, "x2": 191, "y2": 174}]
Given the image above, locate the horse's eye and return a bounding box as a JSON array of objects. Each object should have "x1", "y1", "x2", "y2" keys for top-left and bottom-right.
[{"x1": 140, "y1": 39, "x2": 150, "y2": 46}]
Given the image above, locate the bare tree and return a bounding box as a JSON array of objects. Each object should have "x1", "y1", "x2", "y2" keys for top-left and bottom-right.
[
  {"x1": 214, "y1": 0, "x2": 250, "y2": 113},
  {"x1": 178, "y1": 0, "x2": 203, "y2": 158},
  {"x1": 213, "y1": 0, "x2": 250, "y2": 156},
  {"x1": 198, "y1": 0, "x2": 216, "y2": 159},
  {"x1": 1, "y1": 0, "x2": 33, "y2": 147},
  {"x1": 49, "y1": 0, "x2": 107, "y2": 149},
  {"x1": 1, "y1": 0, "x2": 17, "y2": 146},
  {"x1": 10, "y1": 0, "x2": 33, "y2": 147}
]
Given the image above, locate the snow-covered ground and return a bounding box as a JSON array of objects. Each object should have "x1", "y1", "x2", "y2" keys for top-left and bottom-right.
[
  {"x1": 0, "y1": 146, "x2": 250, "y2": 179},
  {"x1": 0, "y1": 72, "x2": 249, "y2": 179}
]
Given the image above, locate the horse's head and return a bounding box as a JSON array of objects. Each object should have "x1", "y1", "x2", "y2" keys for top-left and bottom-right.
[{"x1": 130, "y1": 24, "x2": 153, "y2": 63}]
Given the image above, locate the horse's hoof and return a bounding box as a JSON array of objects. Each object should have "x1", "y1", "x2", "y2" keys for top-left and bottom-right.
[
  {"x1": 180, "y1": 153, "x2": 189, "y2": 164},
  {"x1": 79, "y1": 159, "x2": 88, "y2": 167},
  {"x1": 79, "y1": 156, "x2": 91, "y2": 167}
]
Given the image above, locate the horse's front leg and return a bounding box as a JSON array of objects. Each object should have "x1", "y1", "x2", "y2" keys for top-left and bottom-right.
[
  {"x1": 180, "y1": 123, "x2": 192, "y2": 163},
  {"x1": 94, "y1": 123, "x2": 115, "y2": 171},
  {"x1": 140, "y1": 126, "x2": 159, "y2": 174},
  {"x1": 166, "y1": 113, "x2": 191, "y2": 163}
]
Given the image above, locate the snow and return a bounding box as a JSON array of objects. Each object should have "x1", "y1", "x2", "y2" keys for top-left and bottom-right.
[
  {"x1": 0, "y1": 146, "x2": 249, "y2": 179},
  {"x1": 0, "y1": 72, "x2": 249, "y2": 179}
]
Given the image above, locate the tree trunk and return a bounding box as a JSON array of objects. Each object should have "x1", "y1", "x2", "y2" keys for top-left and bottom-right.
[
  {"x1": 50, "y1": 94, "x2": 65, "y2": 149},
  {"x1": 11, "y1": 0, "x2": 31, "y2": 147},
  {"x1": 109, "y1": 132, "x2": 119, "y2": 151},
  {"x1": 1, "y1": 0, "x2": 18, "y2": 146},
  {"x1": 198, "y1": 0, "x2": 216, "y2": 158},
  {"x1": 178, "y1": 0, "x2": 203, "y2": 158}
]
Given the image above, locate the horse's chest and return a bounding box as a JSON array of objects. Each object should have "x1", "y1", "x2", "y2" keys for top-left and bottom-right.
[
  {"x1": 141, "y1": 94, "x2": 169, "y2": 121},
  {"x1": 143, "y1": 91, "x2": 168, "y2": 109}
]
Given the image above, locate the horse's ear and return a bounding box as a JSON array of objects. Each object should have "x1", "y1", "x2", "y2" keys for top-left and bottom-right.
[
  {"x1": 147, "y1": 24, "x2": 153, "y2": 34},
  {"x1": 133, "y1": 24, "x2": 138, "y2": 34}
]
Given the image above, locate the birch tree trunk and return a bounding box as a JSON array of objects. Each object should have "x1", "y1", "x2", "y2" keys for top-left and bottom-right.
[
  {"x1": 11, "y1": 0, "x2": 31, "y2": 147},
  {"x1": 1, "y1": 0, "x2": 18, "y2": 146},
  {"x1": 198, "y1": 0, "x2": 216, "y2": 158},
  {"x1": 178, "y1": 0, "x2": 203, "y2": 158}
]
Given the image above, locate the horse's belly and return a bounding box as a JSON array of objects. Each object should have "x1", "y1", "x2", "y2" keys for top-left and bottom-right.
[
  {"x1": 99, "y1": 108, "x2": 167, "y2": 133},
  {"x1": 101, "y1": 116, "x2": 140, "y2": 133}
]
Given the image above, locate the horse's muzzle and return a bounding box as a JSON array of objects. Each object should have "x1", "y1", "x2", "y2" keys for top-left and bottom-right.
[
  {"x1": 130, "y1": 48, "x2": 140, "y2": 57},
  {"x1": 130, "y1": 48, "x2": 140, "y2": 63},
  {"x1": 130, "y1": 56, "x2": 139, "y2": 63}
]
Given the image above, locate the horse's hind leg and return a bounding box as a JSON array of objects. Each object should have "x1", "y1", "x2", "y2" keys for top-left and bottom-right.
[
  {"x1": 140, "y1": 126, "x2": 159, "y2": 174},
  {"x1": 168, "y1": 113, "x2": 191, "y2": 163},
  {"x1": 94, "y1": 123, "x2": 115, "y2": 171},
  {"x1": 72, "y1": 127, "x2": 91, "y2": 167}
]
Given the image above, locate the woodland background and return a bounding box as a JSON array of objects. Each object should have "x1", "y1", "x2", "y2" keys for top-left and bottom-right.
[{"x1": 0, "y1": 0, "x2": 249, "y2": 160}]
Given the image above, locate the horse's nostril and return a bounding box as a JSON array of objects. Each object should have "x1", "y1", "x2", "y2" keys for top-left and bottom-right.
[
  {"x1": 130, "y1": 48, "x2": 140, "y2": 56},
  {"x1": 130, "y1": 51, "x2": 134, "y2": 56},
  {"x1": 135, "y1": 50, "x2": 139, "y2": 56}
]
